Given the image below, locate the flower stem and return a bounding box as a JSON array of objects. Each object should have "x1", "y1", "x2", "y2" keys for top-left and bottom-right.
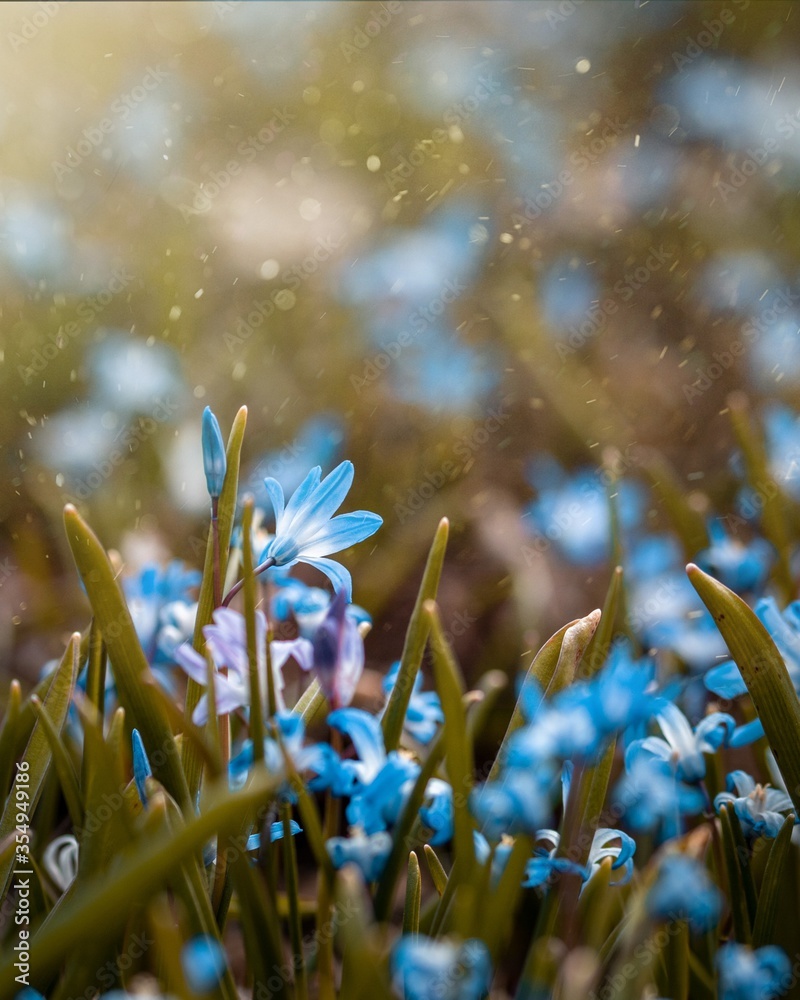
[{"x1": 221, "y1": 556, "x2": 276, "y2": 608}]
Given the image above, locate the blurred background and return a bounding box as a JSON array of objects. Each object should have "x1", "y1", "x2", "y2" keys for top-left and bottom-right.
[{"x1": 2, "y1": 0, "x2": 799, "y2": 701}]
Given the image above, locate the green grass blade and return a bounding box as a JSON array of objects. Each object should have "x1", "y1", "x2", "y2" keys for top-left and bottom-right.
[
  {"x1": 403, "y1": 851, "x2": 421, "y2": 935},
  {"x1": 719, "y1": 804, "x2": 752, "y2": 944},
  {"x1": 581, "y1": 566, "x2": 623, "y2": 679},
  {"x1": 423, "y1": 844, "x2": 448, "y2": 896},
  {"x1": 382, "y1": 518, "x2": 449, "y2": 751},
  {"x1": 63, "y1": 505, "x2": 192, "y2": 817},
  {"x1": 0, "y1": 681, "x2": 22, "y2": 799},
  {"x1": 688, "y1": 563, "x2": 800, "y2": 813},
  {"x1": 487, "y1": 618, "x2": 580, "y2": 783},
  {"x1": 30, "y1": 696, "x2": 83, "y2": 829},
  {"x1": 753, "y1": 813, "x2": 796, "y2": 947},
  {"x1": 425, "y1": 601, "x2": 474, "y2": 875}
]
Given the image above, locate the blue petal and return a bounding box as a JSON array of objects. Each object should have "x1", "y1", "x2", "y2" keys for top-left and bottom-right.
[{"x1": 302, "y1": 556, "x2": 353, "y2": 601}]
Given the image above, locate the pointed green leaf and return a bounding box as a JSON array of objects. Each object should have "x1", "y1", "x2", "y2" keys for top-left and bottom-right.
[
  {"x1": 403, "y1": 852, "x2": 421, "y2": 935},
  {"x1": 382, "y1": 517, "x2": 449, "y2": 751},
  {"x1": 719, "y1": 804, "x2": 752, "y2": 944},
  {"x1": 63, "y1": 505, "x2": 192, "y2": 817},
  {"x1": 0, "y1": 681, "x2": 21, "y2": 800},
  {"x1": 426, "y1": 601, "x2": 474, "y2": 874},
  {"x1": 30, "y1": 696, "x2": 83, "y2": 829},
  {"x1": 549, "y1": 608, "x2": 601, "y2": 695},
  {"x1": 753, "y1": 813, "x2": 796, "y2": 947},
  {"x1": 423, "y1": 844, "x2": 448, "y2": 897},
  {"x1": 582, "y1": 566, "x2": 624, "y2": 679},
  {"x1": 687, "y1": 563, "x2": 800, "y2": 813},
  {"x1": 487, "y1": 618, "x2": 580, "y2": 783}
]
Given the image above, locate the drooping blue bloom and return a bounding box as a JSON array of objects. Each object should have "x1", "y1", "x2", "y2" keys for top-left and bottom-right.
[
  {"x1": 714, "y1": 771, "x2": 795, "y2": 838},
  {"x1": 176, "y1": 607, "x2": 313, "y2": 723},
  {"x1": 419, "y1": 778, "x2": 454, "y2": 846},
  {"x1": 521, "y1": 827, "x2": 635, "y2": 891},
  {"x1": 695, "y1": 518, "x2": 773, "y2": 593},
  {"x1": 327, "y1": 707, "x2": 420, "y2": 834},
  {"x1": 182, "y1": 934, "x2": 227, "y2": 993},
  {"x1": 615, "y1": 753, "x2": 705, "y2": 839},
  {"x1": 627, "y1": 703, "x2": 734, "y2": 783},
  {"x1": 470, "y1": 768, "x2": 555, "y2": 842},
  {"x1": 131, "y1": 728, "x2": 152, "y2": 806},
  {"x1": 391, "y1": 936, "x2": 492, "y2": 1000},
  {"x1": 311, "y1": 590, "x2": 366, "y2": 709},
  {"x1": 717, "y1": 943, "x2": 791, "y2": 1000},
  {"x1": 646, "y1": 855, "x2": 722, "y2": 932},
  {"x1": 382, "y1": 661, "x2": 444, "y2": 745},
  {"x1": 201, "y1": 406, "x2": 226, "y2": 499},
  {"x1": 326, "y1": 830, "x2": 393, "y2": 882},
  {"x1": 245, "y1": 819, "x2": 303, "y2": 852},
  {"x1": 260, "y1": 460, "x2": 382, "y2": 600}
]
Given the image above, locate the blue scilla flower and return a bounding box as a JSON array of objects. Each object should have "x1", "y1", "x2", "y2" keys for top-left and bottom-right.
[
  {"x1": 695, "y1": 518, "x2": 773, "y2": 593},
  {"x1": 717, "y1": 943, "x2": 791, "y2": 1000},
  {"x1": 714, "y1": 771, "x2": 795, "y2": 838},
  {"x1": 764, "y1": 405, "x2": 800, "y2": 503},
  {"x1": 524, "y1": 457, "x2": 644, "y2": 565},
  {"x1": 271, "y1": 579, "x2": 371, "y2": 639},
  {"x1": 419, "y1": 778, "x2": 454, "y2": 846},
  {"x1": 326, "y1": 830, "x2": 393, "y2": 882},
  {"x1": 259, "y1": 460, "x2": 382, "y2": 601},
  {"x1": 382, "y1": 661, "x2": 444, "y2": 745},
  {"x1": 182, "y1": 934, "x2": 227, "y2": 993},
  {"x1": 521, "y1": 827, "x2": 635, "y2": 891},
  {"x1": 646, "y1": 855, "x2": 722, "y2": 932},
  {"x1": 391, "y1": 936, "x2": 492, "y2": 1000},
  {"x1": 176, "y1": 607, "x2": 313, "y2": 723},
  {"x1": 615, "y1": 753, "x2": 705, "y2": 839},
  {"x1": 201, "y1": 407, "x2": 226, "y2": 499},
  {"x1": 627, "y1": 702, "x2": 734, "y2": 783},
  {"x1": 522, "y1": 829, "x2": 588, "y2": 889},
  {"x1": 473, "y1": 832, "x2": 515, "y2": 885},
  {"x1": 228, "y1": 711, "x2": 342, "y2": 797},
  {"x1": 470, "y1": 768, "x2": 555, "y2": 842},
  {"x1": 327, "y1": 707, "x2": 421, "y2": 834}
]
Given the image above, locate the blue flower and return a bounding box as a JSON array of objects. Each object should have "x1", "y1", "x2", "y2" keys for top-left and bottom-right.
[
  {"x1": 311, "y1": 590, "x2": 366, "y2": 709},
  {"x1": 627, "y1": 702, "x2": 734, "y2": 783},
  {"x1": 717, "y1": 943, "x2": 791, "y2": 1000},
  {"x1": 615, "y1": 753, "x2": 705, "y2": 838},
  {"x1": 521, "y1": 827, "x2": 635, "y2": 890},
  {"x1": 470, "y1": 768, "x2": 554, "y2": 841},
  {"x1": 245, "y1": 819, "x2": 303, "y2": 852},
  {"x1": 131, "y1": 728, "x2": 152, "y2": 806},
  {"x1": 696, "y1": 518, "x2": 773, "y2": 593},
  {"x1": 123, "y1": 560, "x2": 200, "y2": 665},
  {"x1": 391, "y1": 936, "x2": 492, "y2": 1000},
  {"x1": 328, "y1": 707, "x2": 420, "y2": 833},
  {"x1": 714, "y1": 771, "x2": 795, "y2": 838},
  {"x1": 260, "y1": 460, "x2": 382, "y2": 600},
  {"x1": 201, "y1": 406, "x2": 226, "y2": 499},
  {"x1": 326, "y1": 830, "x2": 392, "y2": 882},
  {"x1": 382, "y1": 661, "x2": 444, "y2": 745},
  {"x1": 646, "y1": 855, "x2": 722, "y2": 932},
  {"x1": 182, "y1": 934, "x2": 227, "y2": 993},
  {"x1": 271, "y1": 579, "x2": 370, "y2": 638}
]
